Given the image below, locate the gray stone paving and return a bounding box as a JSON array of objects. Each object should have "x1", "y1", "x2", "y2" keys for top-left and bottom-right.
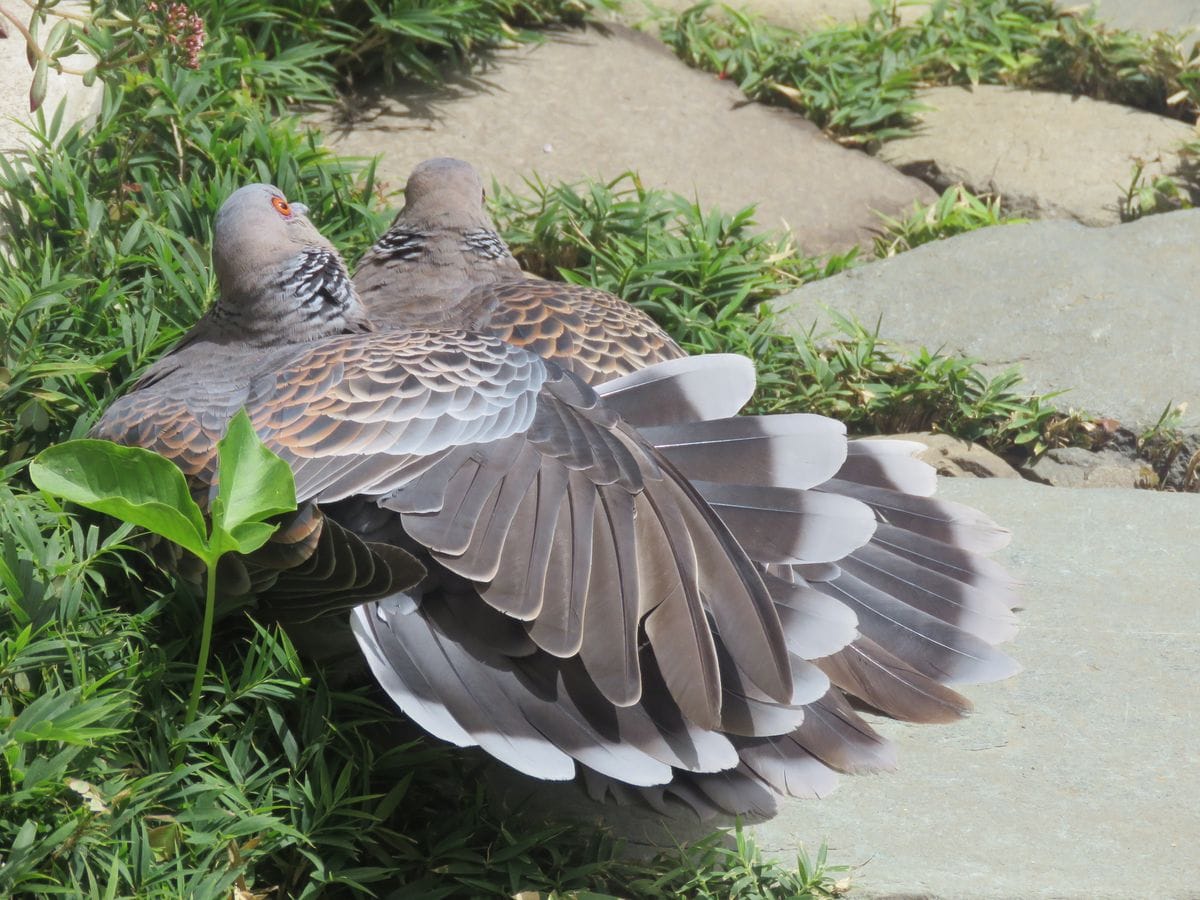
[
  {"x1": 774, "y1": 210, "x2": 1200, "y2": 434},
  {"x1": 1089, "y1": 0, "x2": 1200, "y2": 35},
  {"x1": 750, "y1": 478, "x2": 1200, "y2": 899},
  {"x1": 310, "y1": 24, "x2": 936, "y2": 255},
  {"x1": 879, "y1": 85, "x2": 1198, "y2": 227}
]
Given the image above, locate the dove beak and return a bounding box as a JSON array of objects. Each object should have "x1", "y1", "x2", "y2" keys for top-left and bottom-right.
[{"x1": 292, "y1": 202, "x2": 310, "y2": 217}]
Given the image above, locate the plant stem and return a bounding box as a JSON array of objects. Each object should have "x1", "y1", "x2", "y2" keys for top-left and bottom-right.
[{"x1": 183, "y1": 559, "x2": 218, "y2": 730}]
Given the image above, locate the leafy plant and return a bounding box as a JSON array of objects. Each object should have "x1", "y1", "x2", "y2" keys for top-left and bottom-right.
[
  {"x1": 1118, "y1": 158, "x2": 1196, "y2": 221},
  {"x1": 1132, "y1": 400, "x2": 1200, "y2": 489},
  {"x1": 660, "y1": 2, "x2": 925, "y2": 145},
  {"x1": 489, "y1": 169, "x2": 855, "y2": 305},
  {"x1": 3, "y1": 0, "x2": 618, "y2": 111},
  {"x1": 875, "y1": 184, "x2": 1023, "y2": 256},
  {"x1": 624, "y1": 823, "x2": 850, "y2": 898},
  {"x1": 29, "y1": 409, "x2": 297, "y2": 728}
]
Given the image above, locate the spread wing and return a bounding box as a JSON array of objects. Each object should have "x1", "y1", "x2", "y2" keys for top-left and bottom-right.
[{"x1": 242, "y1": 330, "x2": 794, "y2": 729}]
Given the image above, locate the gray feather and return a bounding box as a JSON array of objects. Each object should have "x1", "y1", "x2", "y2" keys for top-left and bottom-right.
[
  {"x1": 641, "y1": 414, "x2": 848, "y2": 490},
  {"x1": 595, "y1": 354, "x2": 756, "y2": 426},
  {"x1": 820, "y1": 569, "x2": 1021, "y2": 685},
  {"x1": 695, "y1": 481, "x2": 878, "y2": 565}
]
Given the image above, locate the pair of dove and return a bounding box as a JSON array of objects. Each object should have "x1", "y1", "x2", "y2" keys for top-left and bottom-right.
[{"x1": 94, "y1": 158, "x2": 1020, "y2": 819}]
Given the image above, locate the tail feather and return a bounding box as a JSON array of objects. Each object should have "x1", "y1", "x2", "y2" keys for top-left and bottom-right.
[
  {"x1": 838, "y1": 439, "x2": 938, "y2": 495},
  {"x1": 820, "y1": 568, "x2": 1020, "y2": 685},
  {"x1": 839, "y1": 542, "x2": 1020, "y2": 644},
  {"x1": 695, "y1": 481, "x2": 877, "y2": 565},
  {"x1": 735, "y1": 735, "x2": 843, "y2": 801},
  {"x1": 872, "y1": 523, "x2": 1020, "y2": 592},
  {"x1": 817, "y1": 637, "x2": 974, "y2": 724},
  {"x1": 790, "y1": 689, "x2": 898, "y2": 774},
  {"x1": 766, "y1": 572, "x2": 860, "y2": 660},
  {"x1": 820, "y1": 478, "x2": 1011, "y2": 554}
]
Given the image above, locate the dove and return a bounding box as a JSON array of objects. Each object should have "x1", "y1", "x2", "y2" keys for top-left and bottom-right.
[
  {"x1": 91, "y1": 182, "x2": 943, "y2": 818},
  {"x1": 354, "y1": 158, "x2": 683, "y2": 383},
  {"x1": 353, "y1": 159, "x2": 1022, "y2": 812},
  {"x1": 94, "y1": 185, "x2": 425, "y2": 637}
]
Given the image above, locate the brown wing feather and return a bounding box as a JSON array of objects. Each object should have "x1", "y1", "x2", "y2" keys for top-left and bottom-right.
[
  {"x1": 478, "y1": 278, "x2": 686, "y2": 383},
  {"x1": 90, "y1": 396, "x2": 217, "y2": 481}
]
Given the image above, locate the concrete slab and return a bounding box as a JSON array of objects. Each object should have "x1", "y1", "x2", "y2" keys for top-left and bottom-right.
[
  {"x1": 773, "y1": 210, "x2": 1200, "y2": 433},
  {"x1": 879, "y1": 85, "x2": 1198, "y2": 227},
  {"x1": 0, "y1": 3, "x2": 102, "y2": 154},
  {"x1": 751, "y1": 478, "x2": 1200, "y2": 899},
  {"x1": 1087, "y1": 0, "x2": 1200, "y2": 35},
  {"x1": 311, "y1": 24, "x2": 936, "y2": 254}
]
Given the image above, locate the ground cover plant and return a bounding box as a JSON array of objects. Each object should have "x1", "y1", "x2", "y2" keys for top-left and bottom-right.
[
  {"x1": 3, "y1": 0, "x2": 1181, "y2": 893},
  {"x1": 0, "y1": 1, "x2": 850, "y2": 895}
]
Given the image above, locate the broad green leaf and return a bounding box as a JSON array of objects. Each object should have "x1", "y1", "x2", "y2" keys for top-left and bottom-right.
[
  {"x1": 209, "y1": 409, "x2": 297, "y2": 557},
  {"x1": 29, "y1": 440, "x2": 210, "y2": 559}
]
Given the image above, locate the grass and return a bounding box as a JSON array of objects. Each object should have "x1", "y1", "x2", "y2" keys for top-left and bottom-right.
[
  {"x1": 658, "y1": 0, "x2": 1200, "y2": 147},
  {"x1": 2, "y1": 0, "x2": 1193, "y2": 893}
]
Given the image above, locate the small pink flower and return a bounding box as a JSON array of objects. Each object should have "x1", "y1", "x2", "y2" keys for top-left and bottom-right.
[{"x1": 155, "y1": 2, "x2": 205, "y2": 68}]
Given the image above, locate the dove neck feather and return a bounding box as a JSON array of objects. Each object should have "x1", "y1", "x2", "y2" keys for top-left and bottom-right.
[
  {"x1": 211, "y1": 247, "x2": 372, "y2": 347},
  {"x1": 355, "y1": 224, "x2": 520, "y2": 327}
]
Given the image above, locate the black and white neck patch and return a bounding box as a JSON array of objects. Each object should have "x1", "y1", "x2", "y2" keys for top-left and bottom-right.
[
  {"x1": 372, "y1": 226, "x2": 427, "y2": 261},
  {"x1": 282, "y1": 248, "x2": 357, "y2": 320},
  {"x1": 461, "y1": 228, "x2": 512, "y2": 261}
]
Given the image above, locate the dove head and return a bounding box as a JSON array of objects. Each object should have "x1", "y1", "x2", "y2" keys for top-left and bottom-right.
[
  {"x1": 398, "y1": 157, "x2": 492, "y2": 230},
  {"x1": 211, "y1": 184, "x2": 372, "y2": 345}
]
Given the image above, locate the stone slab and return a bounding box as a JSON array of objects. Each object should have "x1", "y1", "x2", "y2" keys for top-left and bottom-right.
[
  {"x1": 879, "y1": 85, "x2": 1198, "y2": 227},
  {"x1": 492, "y1": 479, "x2": 1200, "y2": 898},
  {"x1": 1022, "y1": 445, "x2": 1155, "y2": 489},
  {"x1": 875, "y1": 432, "x2": 1022, "y2": 480},
  {"x1": 312, "y1": 24, "x2": 936, "y2": 254},
  {"x1": 751, "y1": 478, "x2": 1200, "y2": 899},
  {"x1": 773, "y1": 210, "x2": 1200, "y2": 432}
]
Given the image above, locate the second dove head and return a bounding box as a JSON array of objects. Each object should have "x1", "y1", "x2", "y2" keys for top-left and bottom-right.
[{"x1": 397, "y1": 157, "x2": 492, "y2": 230}]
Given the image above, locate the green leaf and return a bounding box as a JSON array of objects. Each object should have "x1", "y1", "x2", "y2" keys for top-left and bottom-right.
[
  {"x1": 29, "y1": 440, "x2": 210, "y2": 559},
  {"x1": 29, "y1": 59, "x2": 48, "y2": 113},
  {"x1": 209, "y1": 409, "x2": 297, "y2": 556}
]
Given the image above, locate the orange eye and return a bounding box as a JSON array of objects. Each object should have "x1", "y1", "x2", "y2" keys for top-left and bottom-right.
[{"x1": 271, "y1": 196, "x2": 292, "y2": 216}]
